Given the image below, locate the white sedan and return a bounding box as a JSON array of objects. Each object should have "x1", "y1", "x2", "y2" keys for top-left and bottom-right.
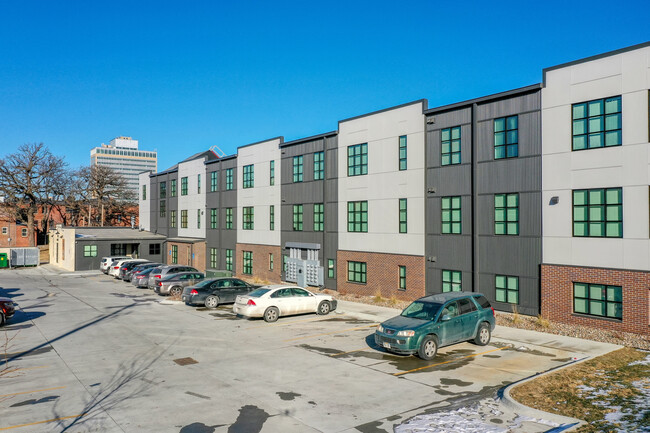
[{"x1": 233, "y1": 285, "x2": 337, "y2": 322}]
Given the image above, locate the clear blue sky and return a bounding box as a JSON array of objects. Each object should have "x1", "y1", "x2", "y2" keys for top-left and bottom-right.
[{"x1": 1, "y1": 0, "x2": 648, "y2": 172}]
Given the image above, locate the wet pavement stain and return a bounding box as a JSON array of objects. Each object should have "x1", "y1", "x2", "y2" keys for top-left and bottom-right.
[
  {"x1": 386, "y1": 415, "x2": 401, "y2": 421},
  {"x1": 209, "y1": 312, "x2": 239, "y2": 320},
  {"x1": 355, "y1": 420, "x2": 389, "y2": 433},
  {"x1": 179, "y1": 422, "x2": 225, "y2": 433},
  {"x1": 298, "y1": 344, "x2": 343, "y2": 355},
  {"x1": 276, "y1": 391, "x2": 301, "y2": 401},
  {"x1": 440, "y1": 378, "x2": 473, "y2": 387},
  {"x1": 10, "y1": 395, "x2": 59, "y2": 407},
  {"x1": 433, "y1": 388, "x2": 457, "y2": 396},
  {"x1": 227, "y1": 405, "x2": 270, "y2": 433},
  {"x1": 318, "y1": 317, "x2": 375, "y2": 325}
]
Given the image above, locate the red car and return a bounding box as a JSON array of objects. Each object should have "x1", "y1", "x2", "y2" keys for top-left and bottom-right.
[{"x1": 0, "y1": 297, "x2": 15, "y2": 326}]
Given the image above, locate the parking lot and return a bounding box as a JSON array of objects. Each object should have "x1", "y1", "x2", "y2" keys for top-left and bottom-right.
[{"x1": 1, "y1": 267, "x2": 619, "y2": 432}]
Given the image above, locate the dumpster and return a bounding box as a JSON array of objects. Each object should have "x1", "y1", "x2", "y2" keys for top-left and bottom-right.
[
  {"x1": 10, "y1": 248, "x2": 40, "y2": 267},
  {"x1": 0, "y1": 253, "x2": 7, "y2": 268}
]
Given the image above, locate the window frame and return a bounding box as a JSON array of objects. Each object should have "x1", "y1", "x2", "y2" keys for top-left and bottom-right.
[
  {"x1": 398, "y1": 136, "x2": 407, "y2": 170},
  {"x1": 243, "y1": 251, "x2": 253, "y2": 275},
  {"x1": 210, "y1": 171, "x2": 218, "y2": 192},
  {"x1": 210, "y1": 208, "x2": 218, "y2": 229},
  {"x1": 314, "y1": 151, "x2": 325, "y2": 180},
  {"x1": 495, "y1": 274, "x2": 519, "y2": 304},
  {"x1": 293, "y1": 204, "x2": 303, "y2": 231},
  {"x1": 83, "y1": 245, "x2": 97, "y2": 257},
  {"x1": 441, "y1": 196, "x2": 461, "y2": 234},
  {"x1": 572, "y1": 187, "x2": 623, "y2": 238},
  {"x1": 226, "y1": 208, "x2": 233, "y2": 229},
  {"x1": 159, "y1": 200, "x2": 166, "y2": 218},
  {"x1": 293, "y1": 155, "x2": 303, "y2": 183},
  {"x1": 243, "y1": 206, "x2": 254, "y2": 230},
  {"x1": 270, "y1": 160, "x2": 275, "y2": 186},
  {"x1": 170, "y1": 179, "x2": 177, "y2": 197},
  {"x1": 226, "y1": 168, "x2": 234, "y2": 190},
  {"x1": 243, "y1": 164, "x2": 254, "y2": 189},
  {"x1": 348, "y1": 143, "x2": 368, "y2": 176},
  {"x1": 180, "y1": 210, "x2": 188, "y2": 228},
  {"x1": 170, "y1": 210, "x2": 176, "y2": 228},
  {"x1": 398, "y1": 265, "x2": 406, "y2": 290},
  {"x1": 313, "y1": 203, "x2": 324, "y2": 232},
  {"x1": 347, "y1": 261, "x2": 367, "y2": 284},
  {"x1": 159, "y1": 181, "x2": 166, "y2": 198},
  {"x1": 494, "y1": 193, "x2": 519, "y2": 235},
  {"x1": 210, "y1": 248, "x2": 218, "y2": 268},
  {"x1": 347, "y1": 201, "x2": 368, "y2": 232},
  {"x1": 399, "y1": 198, "x2": 407, "y2": 233},
  {"x1": 572, "y1": 96, "x2": 622, "y2": 150},
  {"x1": 441, "y1": 126, "x2": 461, "y2": 166},
  {"x1": 573, "y1": 282, "x2": 622, "y2": 320},
  {"x1": 181, "y1": 177, "x2": 188, "y2": 196},
  {"x1": 269, "y1": 205, "x2": 274, "y2": 231},
  {"x1": 442, "y1": 269, "x2": 462, "y2": 292},
  {"x1": 225, "y1": 249, "x2": 233, "y2": 271},
  {"x1": 494, "y1": 115, "x2": 518, "y2": 159}
]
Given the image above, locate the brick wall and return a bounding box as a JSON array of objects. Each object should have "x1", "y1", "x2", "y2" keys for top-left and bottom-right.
[
  {"x1": 167, "y1": 241, "x2": 206, "y2": 273},
  {"x1": 541, "y1": 264, "x2": 650, "y2": 336},
  {"x1": 337, "y1": 250, "x2": 425, "y2": 301},
  {"x1": 236, "y1": 243, "x2": 282, "y2": 284}
]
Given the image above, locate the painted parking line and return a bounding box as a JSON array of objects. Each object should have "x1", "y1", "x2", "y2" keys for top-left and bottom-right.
[
  {"x1": 0, "y1": 413, "x2": 86, "y2": 431},
  {"x1": 9, "y1": 365, "x2": 49, "y2": 373},
  {"x1": 284, "y1": 324, "x2": 378, "y2": 342},
  {"x1": 0, "y1": 386, "x2": 65, "y2": 399},
  {"x1": 392, "y1": 346, "x2": 506, "y2": 376}
]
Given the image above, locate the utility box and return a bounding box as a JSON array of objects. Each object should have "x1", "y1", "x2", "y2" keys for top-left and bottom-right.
[
  {"x1": 0, "y1": 253, "x2": 7, "y2": 268},
  {"x1": 285, "y1": 242, "x2": 324, "y2": 287},
  {"x1": 10, "y1": 248, "x2": 40, "y2": 267}
]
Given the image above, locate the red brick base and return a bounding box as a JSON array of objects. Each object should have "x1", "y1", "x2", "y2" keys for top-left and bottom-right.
[
  {"x1": 336, "y1": 250, "x2": 425, "y2": 301},
  {"x1": 167, "y1": 241, "x2": 206, "y2": 272},
  {"x1": 236, "y1": 243, "x2": 282, "y2": 284},
  {"x1": 541, "y1": 264, "x2": 650, "y2": 336}
]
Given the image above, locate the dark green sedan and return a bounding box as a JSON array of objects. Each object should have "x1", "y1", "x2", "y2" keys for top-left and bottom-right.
[{"x1": 374, "y1": 292, "x2": 495, "y2": 360}]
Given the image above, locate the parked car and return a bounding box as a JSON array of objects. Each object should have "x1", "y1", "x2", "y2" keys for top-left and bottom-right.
[
  {"x1": 155, "y1": 272, "x2": 205, "y2": 296},
  {"x1": 181, "y1": 278, "x2": 258, "y2": 307},
  {"x1": 101, "y1": 256, "x2": 129, "y2": 273},
  {"x1": 108, "y1": 258, "x2": 141, "y2": 277},
  {"x1": 131, "y1": 268, "x2": 155, "y2": 288},
  {"x1": 147, "y1": 265, "x2": 199, "y2": 290},
  {"x1": 124, "y1": 262, "x2": 161, "y2": 282},
  {"x1": 0, "y1": 297, "x2": 15, "y2": 327},
  {"x1": 374, "y1": 292, "x2": 495, "y2": 360},
  {"x1": 116, "y1": 260, "x2": 150, "y2": 280},
  {"x1": 233, "y1": 285, "x2": 337, "y2": 322}
]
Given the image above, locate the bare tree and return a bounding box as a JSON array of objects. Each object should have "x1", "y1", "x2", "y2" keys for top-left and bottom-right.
[
  {"x1": 76, "y1": 165, "x2": 136, "y2": 226},
  {"x1": 0, "y1": 143, "x2": 68, "y2": 246}
]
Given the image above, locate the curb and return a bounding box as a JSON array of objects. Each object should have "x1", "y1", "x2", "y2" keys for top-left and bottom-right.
[{"x1": 498, "y1": 355, "x2": 594, "y2": 431}]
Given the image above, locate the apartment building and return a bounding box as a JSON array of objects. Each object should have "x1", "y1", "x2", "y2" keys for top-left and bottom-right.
[
  {"x1": 541, "y1": 42, "x2": 650, "y2": 335},
  {"x1": 138, "y1": 41, "x2": 650, "y2": 336}
]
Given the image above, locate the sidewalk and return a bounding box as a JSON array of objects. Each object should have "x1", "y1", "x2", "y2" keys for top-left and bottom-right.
[{"x1": 335, "y1": 299, "x2": 620, "y2": 432}]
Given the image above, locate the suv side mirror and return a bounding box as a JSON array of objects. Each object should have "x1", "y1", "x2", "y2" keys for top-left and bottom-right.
[{"x1": 440, "y1": 314, "x2": 451, "y2": 322}]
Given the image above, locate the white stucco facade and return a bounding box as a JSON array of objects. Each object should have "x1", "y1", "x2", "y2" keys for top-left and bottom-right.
[
  {"x1": 237, "y1": 138, "x2": 282, "y2": 246},
  {"x1": 337, "y1": 101, "x2": 426, "y2": 256},
  {"x1": 542, "y1": 45, "x2": 650, "y2": 271},
  {"x1": 138, "y1": 171, "x2": 151, "y2": 231},
  {"x1": 177, "y1": 158, "x2": 207, "y2": 239}
]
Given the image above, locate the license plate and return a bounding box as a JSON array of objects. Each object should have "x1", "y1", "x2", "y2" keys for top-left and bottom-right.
[{"x1": 383, "y1": 342, "x2": 391, "y2": 349}]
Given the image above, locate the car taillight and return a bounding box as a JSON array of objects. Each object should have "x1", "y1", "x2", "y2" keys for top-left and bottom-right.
[
  {"x1": 154, "y1": 275, "x2": 161, "y2": 279},
  {"x1": 136, "y1": 275, "x2": 144, "y2": 279},
  {"x1": 491, "y1": 307, "x2": 495, "y2": 317},
  {"x1": 156, "y1": 281, "x2": 162, "y2": 286},
  {"x1": 247, "y1": 299, "x2": 256, "y2": 306},
  {"x1": 113, "y1": 266, "x2": 119, "y2": 269},
  {"x1": 190, "y1": 289, "x2": 198, "y2": 295},
  {"x1": 121, "y1": 267, "x2": 127, "y2": 270}
]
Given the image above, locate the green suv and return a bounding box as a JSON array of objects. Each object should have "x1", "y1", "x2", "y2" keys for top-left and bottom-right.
[{"x1": 374, "y1": 292, "x2": 495, "y2": 360}]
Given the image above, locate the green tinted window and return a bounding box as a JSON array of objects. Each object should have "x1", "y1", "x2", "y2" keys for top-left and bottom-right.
[
  {"x1": 348, "y1": 143, "x2": 368, "y2": 176},
  {"x1": 572, "y1": 96, "x2": 622, "y2": 150},
  {"x1": 347, "y1": 201, "x2": 368, "y2": 232},
  {"x1": 442, "y1": 270, "x2": 462, "y2": 292},
  {"x1": 574, "y1": 282, "x2": 622, "y2": 319},
  {"x1": 441, "y1": 126, "x2": 461, "y2": 165},
  {"x1": 494, "y1": 115, "x2": 518, "y2": 159},
  {"x1": 573, "y1": 188, "x2": 622, "y2": 237},
  {"x1": 442, "y1": 196, "x2": 461, "y2": 234},
  {"x1": 496, "y1": 275, "x2": 519, "y2": 304},
  {"x1": 495, "y1": 193, "x2": 519, "y2": 235}
]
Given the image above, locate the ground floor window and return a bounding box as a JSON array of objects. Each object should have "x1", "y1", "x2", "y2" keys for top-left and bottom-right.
[
  {"x1": 21, "y1": 228, "x2": 28, "y2": 237},
  {"x1": 347, "y1": 261, "x2": 367, "y2": 284},
  {"x1": 328, "y1": 259, "x2": 335, "y2": 279},
  {"x1": 243, "y1": 251, "x2": 253, "y2": 275},
  {"x1": 111, "y1": 244, "x2": 126, "y2": 255},
  {"x1": 83, "y1": 245, "x2": 97, "y2": 257},
  {"x1": 225, "y1": 249, "x2": 233, "y2": 271},
  {"x1": 398, "y1": 265, "x2": 406, "y2": 290},
  {"x1": 149, "y1": 244, "x2": 161, "y2": 255},
  {"x1": 495, "y1": 275, "x2": 519, "y2": 304},
  {"x1": 269, "y1": 253, "x2": 274, "y2": 271},
  {"x1": 171, "y1": 245, "x2": 178, "y2": 264},
  {"x1": 210, "y1": 248, "x2": 218, "y2": 268},
  {"x1": 442, "y1": 270, "x2": 462, "y2": 292},
  {"x1": 574, "y1": 282, "x2": 622, "y2": 319}
]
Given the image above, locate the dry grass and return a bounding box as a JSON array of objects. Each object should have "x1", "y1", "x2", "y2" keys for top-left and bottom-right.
[
  {"x1": 511, "y1": 304, "x2": 521, "y2": 324},
  {"x1": 511, "y1": 347, "x2": 650, "y2": 432},
  {"x1": 535, "y1": 314, "x2": 550, "y2": 328}
]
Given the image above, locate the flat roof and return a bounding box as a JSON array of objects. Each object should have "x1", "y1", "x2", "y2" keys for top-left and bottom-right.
[{"x1": 69, "y1": 227, "x2": 167, "y2": 241}]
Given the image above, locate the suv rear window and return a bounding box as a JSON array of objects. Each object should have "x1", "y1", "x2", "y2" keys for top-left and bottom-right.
[{"x1": 474, "y1": 295, "x2": 491, "y2": 309}]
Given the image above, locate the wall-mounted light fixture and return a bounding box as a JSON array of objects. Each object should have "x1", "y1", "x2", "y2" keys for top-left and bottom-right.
[{"x1": 549, "y1": 196, "x2": 560, "y2": 205}]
